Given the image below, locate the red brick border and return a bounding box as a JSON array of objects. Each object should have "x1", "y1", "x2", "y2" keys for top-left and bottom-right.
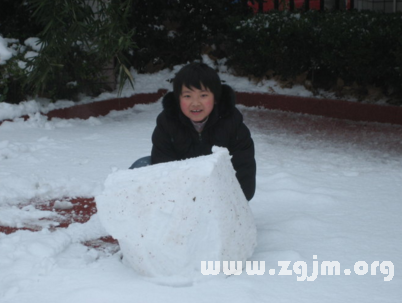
[
  {"x1": 1, "y1": 90, "x2": 401, "y2": 126},
  {"x1": 0, "y1": 90, "x2": 167, "y2": 126},
  {"x1": 46, "y1": 89, "x2": 168, "y2": 120},
  {"x1": 236, "y1": 93, "x2": 402, "y2": 126}
]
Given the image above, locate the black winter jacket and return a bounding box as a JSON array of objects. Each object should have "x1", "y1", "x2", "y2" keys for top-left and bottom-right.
[{"x1": 151, "y1": 84, "x2": 256, "y2": 201}]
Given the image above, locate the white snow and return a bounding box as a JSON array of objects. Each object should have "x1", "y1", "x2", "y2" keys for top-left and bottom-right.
[
  {"x1": 96, "y1": 147, "x2": 256, "y2": 280},
  {"x1": 0, "y1": 36, "x2": 14, "y2": 64},
  {"x1": 24, "y1": 37, "x2": 42, "y2": 52},
  {"x1": 0, "y1": 52, "x2": 401, "y2": 301}
]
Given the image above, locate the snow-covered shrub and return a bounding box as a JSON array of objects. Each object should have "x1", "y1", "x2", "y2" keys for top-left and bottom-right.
[
  {"x1": 227, "y1": 10, "x2": 321, "y2": 79},
  {"x1": 0, "y1": 38, "x2": 39, "y2": 103},
  {"x1": 129, "y1": 0, "x2": 251, "y2": 73},
  {"x1": 226, "y1": 10, "x2": 402, "y2": 103},
  {"x1": 318, "y1": 11, "x2": 402, "y2": 93}
]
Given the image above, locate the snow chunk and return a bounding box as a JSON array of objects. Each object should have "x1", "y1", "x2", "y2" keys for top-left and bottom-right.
[
  {"x1": 24, "y1": 50, "x2": 39, "y2": 60},
  {"x1": 96, "y1": 147, "x2": 257, "y2": 279},
  {"x1": 0, "y1": 100, "x2": 41, "y2": 121},
  {"x1": 0, "y1": 36, "x2": 13, "y2": 64},
  {"x1": 54, "y1": 200, "x2": 74, "y2": 210},
  {"x1": 24, "y1": 37, "x2": 42, "y2": 52}
]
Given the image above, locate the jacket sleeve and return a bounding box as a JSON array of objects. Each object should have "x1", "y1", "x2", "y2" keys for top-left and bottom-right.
[
  {"x1": 151, "y1": 112, "x2": 178, "y2": 164},
  {"x1": 229, "y1": 110, "x2": 256, "y2": 201}
]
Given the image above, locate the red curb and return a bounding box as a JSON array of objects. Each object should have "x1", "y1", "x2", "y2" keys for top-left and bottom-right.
[
  {"x1": 236, "y1": 93, "x2": 402, "y2": 126},
  {"x1": 0, "y1": 115, "x2": 30, "y2": 125},
  {"x1": 46, "y1": 89, "x2": 168, "y2": 120},
  {"x1": 0, "y1": 90, "x2": 167, "y2": 127}
]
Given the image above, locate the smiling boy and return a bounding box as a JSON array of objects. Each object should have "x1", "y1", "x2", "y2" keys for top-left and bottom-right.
[
  {"x1": 151, "y1": 62, "x2": 256, "y2": 201},
  {"x1": 179, "y1": 85, "x2": 214, "y2": 123}
]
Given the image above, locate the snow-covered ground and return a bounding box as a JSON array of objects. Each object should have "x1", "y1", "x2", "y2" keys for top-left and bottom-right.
[{"x1": 1, "y1": 63, "x2": 402, "y2": 302}]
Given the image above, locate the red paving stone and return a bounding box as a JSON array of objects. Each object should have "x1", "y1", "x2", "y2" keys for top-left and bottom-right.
[{"x1": 0, "y1": 197, "x2": 118, "y2": 249}]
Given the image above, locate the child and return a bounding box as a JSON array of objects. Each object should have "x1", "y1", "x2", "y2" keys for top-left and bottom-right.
[
  {"x1": 153, "y1": 62, "x2": 257, "y2": 200},
  {"x1": 131, "y1": 62, "x2": 256, "y2": 201}
]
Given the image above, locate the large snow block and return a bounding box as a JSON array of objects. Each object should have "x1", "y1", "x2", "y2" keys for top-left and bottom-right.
[{"x1": 96, "y1": 147, "x2": 256, "y2": 278}]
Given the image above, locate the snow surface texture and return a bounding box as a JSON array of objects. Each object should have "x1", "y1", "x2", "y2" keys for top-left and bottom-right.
[
  {"x1": 1, "y1": 101, "x2": 401, "y2": 302},
  {"x1": 96, "y1": 147, "x2": 256, "y2": 279}
]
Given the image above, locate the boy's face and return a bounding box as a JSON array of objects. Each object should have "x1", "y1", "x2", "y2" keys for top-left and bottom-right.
[{"x1": 179, "y1": 85, "x2": 214, "y2": 122}]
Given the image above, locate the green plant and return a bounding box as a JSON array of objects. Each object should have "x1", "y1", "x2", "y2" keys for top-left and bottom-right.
[
  {"x1": 226, "y1": 12, "x2": 282, "y2": 77},
  {"x1": 226, "y1": 11, "x2": 321, "y2": 78},
  {"x1": 226, "y1": 10, "x2": 402, "y2": 101},
  {"x1": 270, "y1": 11, "x2": 321, "y2": 79},
  {"x1": 0, "y1": 0, "x2": 43, "y2": 40},
  {"x1": 318, "y1": 11, "x2": 398, "y2": 87},
  {"x1": 0, "y1": 39, "x2": 31, "y2": 103},
  {"x1": 25, "y1": 0, "x2": 135, "y2": 100},
  {"x1": 130, "y1": 0, "x2": 251, "y2": 72}
]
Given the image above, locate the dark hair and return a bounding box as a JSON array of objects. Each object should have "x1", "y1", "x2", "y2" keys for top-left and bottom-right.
[{"x1": 173, "y1": 63, "x2": 222, "y2": 103}]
